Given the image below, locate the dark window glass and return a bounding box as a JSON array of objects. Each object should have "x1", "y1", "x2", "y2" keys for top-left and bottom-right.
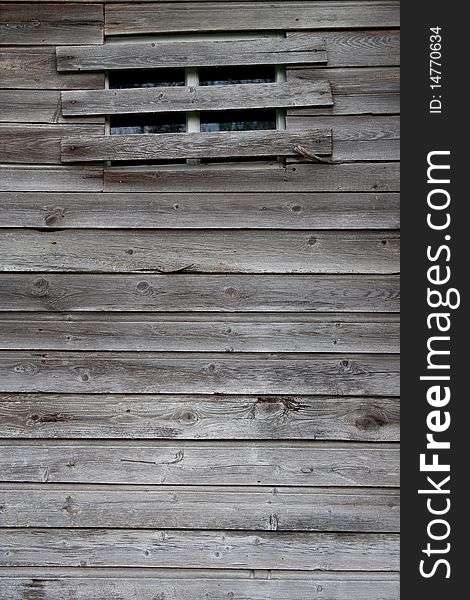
[
  {"x1": 110, "y1": 113, "x2": 186, "y2": 135},
  {"x1": 109, "y1": 69, "x2": 185, "y2": 89},
  {"x1": 200, "y1": 109, "x2": 276, "y2": 132},
  {"x1": 199, "y1": 65, "x2": 276, "y2": 86}
]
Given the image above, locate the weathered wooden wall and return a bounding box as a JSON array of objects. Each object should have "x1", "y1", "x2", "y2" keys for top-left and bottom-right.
[{"x1": 0, "y1": 1, "x2": 400, "y2": 598}]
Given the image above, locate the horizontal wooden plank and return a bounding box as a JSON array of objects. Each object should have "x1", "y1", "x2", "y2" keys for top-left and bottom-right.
[
  {"x1": 105, "y1": 2, "x2": 400, "y2": 35},
  {"x1": 288, "y1": 141, "x2": 400, "y2": 164},
  {"x1": 287, "y1": 115, "x2": 400, "y2": 162},
  {"x1": 0, "y1": 191, "x2": 400, "y2": 229},
  {"x1": 287, "y1": 66, "x2": 399, "y2": 117},
  {"x1": 0, "y1": 124, "x2": 105, "y2": 164},
  {"x1": 0, "y1": 392, "x2": 400, "y2": 440},
  {"x1": 287, "y1": 30, "x2": 400, "y2": 67},
  {"x1": 0, "y1": 314, "x2": 399, "y2": 353},
  {"x1": 331, "y1": 139, "x2": 399, "y2": 161},
  {"x1": 62, "y1": 80, "x2": 332, "y2": 117},
  {"x1": 0, "y1": 230, "x2": 399, "y2": 274},
  {"x1": 61, "y1": 129, "x2": 333, "y2": 163},
  {"x1": 0, "y1": 164, "x2": 399, "y2": 193},
  {"x1": 0, "y1": 351, "x2": 400, "y2": 394},
  {"x1": 288, "y1": 66, "x2": 399, "y2": 95},
  {"x1": 57, "y1": 37, "x2": 326, "y2": 72},
  {"x1": 0, "y1": 3, "x2": 103, "y2": 45},
  {"x1": 0, "y1": 571, "x2": 400, "y2": 600},
  {"x1": 0, "y1": 440, "x2": 400, "y2": 485},
  {"x1": 0, "y1": 484, "x2": 399, "y2": 531},
  {"x1": 0, "y1": 528, "x2": 399, "y2": 570},
  {"x1": 0, "y1": 90, "x2": 104, "y2": 123},
  {"x1": 288, "y1": 115, "x2": 400, "y2": 141},
  {"x1": 291, "y1": 92, "x2": 400, "y2": 116},
  {"x1": 0, "y1": 48, "x2": 105, "y2": 90},
  {"x1": 103, "y1": 163, "x2": 400, "y2": 192},
  {"x1": 0, "y1": 274, "x2": 400, "y2": 312},
  {"x1": 0, "y1": 166, "x2": 103, "y2": 192}
]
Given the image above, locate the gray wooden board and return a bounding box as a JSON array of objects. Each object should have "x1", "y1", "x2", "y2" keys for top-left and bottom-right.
[
  {"x1": 288, "y1": 67, "x2": 400, "y2": 94},
  {"x1": 287, "y1": 30, "x2": 400, "y2": 67},
  {"x1": 0, "y1": 91, "x2": 104, "y2": 124},
  {"x1": 61, "y1": 81, "x2": 333, "y2": 117},
  {"x1": 288, "y1": 140, "x2": 400, "y2": 162},
  {"x1": 0, "y1": 163, "x2": 399, "y2": 193},
  {"x1": 105, "y1": 2, "x2": 400, "y2": 35},
  {"x1": 60, "y1": 129, "x2": 333, "y2": 162},
  {"x1": 0, "y1": 528, "x2": 399, "y2": 570},
  {"x1": 0, "y1": 3, "x2": 103, "y2": 45},
  {"x1": 0, "y1": 48, "x2": 105, "y2": 90},
  {"x1": 0, "y1": 230, "x2": 399, "y2": 274},
  {"x1": 0, "y1": 313, "x2": 399, "y2": 353},
  {"x1": 0, "y1": 124, "x2": 105, "y2": 164},
  {"x1": 0, "y1": 274, "x2": 400, "y2": 312},
  {"x1": 57, "y1": 38, "x2": 327, "y2": 72},
  {"x1": 287, "y1": 115, "x2": 400, "y2": 140},
  {"x1": 0, "y1": 166, "x2": 103, "y2": 192},
  {"x1": 290, "y1": 92, "x2": 399, "y2": 116},
  {"x1": 0, "y1": 351, "x2": 400, "y2": 395},
  {"x1": 332, "y1": 139, "x2": 399, "y2": 161},
  {"x1": 103, "y1": 163, "x2": 400, "y2": 193},
  {"x1": 0, "y1": 571, "x2": 400, "y2": 600},
  {"x1": 0, "y1": 440, "x2": 399, "y2": 486},
  {"x1": 0, "y1": 484, "x2": 399, "y2": 531},
  {"x1": 286, "y1": 117, "x2": 400, "y2": 161},
  {"x1": 0, "y1": 393, "x2": 400, "y2": 441},
  {"x1": 0, "y1": 191, "x2": 400, "y2": 229}
]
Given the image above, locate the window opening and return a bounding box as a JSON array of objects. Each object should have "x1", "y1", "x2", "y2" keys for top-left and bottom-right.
[{"x1": 106, "y1": 62, "x2": 286, "y2": 165}]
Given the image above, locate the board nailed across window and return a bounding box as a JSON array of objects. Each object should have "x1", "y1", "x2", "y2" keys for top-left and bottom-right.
[{"x1": 57, "y1": 36, "x2": 334, "y2": 163}]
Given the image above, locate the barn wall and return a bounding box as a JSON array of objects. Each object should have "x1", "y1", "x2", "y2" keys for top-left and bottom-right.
[{"x1": 0, "y1": 2, "x2": 400, "y2": 598}]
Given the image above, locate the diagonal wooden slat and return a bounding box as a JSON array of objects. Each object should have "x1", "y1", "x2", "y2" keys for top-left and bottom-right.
[
  {"x1": 57, "y1": 37, "x2": 327, "y2": 72},
  {"x1": 60, "y1": 128, "x2": 332, "y2": 162},
  {"x1": 61, "y1": 80, "x2": 333, "y2": 116}
]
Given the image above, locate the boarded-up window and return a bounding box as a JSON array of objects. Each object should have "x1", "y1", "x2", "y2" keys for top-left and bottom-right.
[{"x1": 58, "y1": 36, "x2": 334, "y2": 163}]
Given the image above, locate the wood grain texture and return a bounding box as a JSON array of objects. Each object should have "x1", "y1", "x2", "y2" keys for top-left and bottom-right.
[
  {"x1": 331, "y1": 139, "x2": 399, "y2": 161},
  {"x1": 57, "y1": 37, "x2": 327, "y2": 72},
  {"x1": 291, "y1": 92, "x2": 399, "y2": 116},
  {"x1": 0, "y1": 484, "x2": 399, "y2": 531},
  {"x1": 287, "y1": 115, "x2": 400, "y2": 162},
  {"x1": 0, "y1": 273, "x2": 400, "y2": 312},
  {"x1": 0, "y1": 572, "x2": 400, "y2": 600},
  {"x1": 105, "y1": 2, "x2": 400, "y2": 35},
  {"x1": 0, "y1": 440, "x2": 400, "y2": 486},
  {"x1": 0, "y1": 48, "x2": 104, "y2": 89},
  {"x1": 0, "y1": 313, "x2": 399, "y2": 353},
  {"x1": 289, "y1": 67, "x2": 400, "y2": 94},
  {"x1": 61, "y1": 81, "x2": 333, "y2": 117},
  {"x1": 288, "y1": 115, "x2": 400, "y2": 141},
  {"x1": 0, "y1": 3, "x2": 103, "y2": 45},
  {"x1": 0, "y1": 90, "x2": 104, "y2": 123},
  {"x1": 103, "y1": 163, "x2": 400, "y2": 193},
  {"x1": 0, "y1": 124, "x2": 105, "y2": 164},
  {"x1": 0, "y1": 191, "x2": 400, "y2": 229},
  {"x1": 60, "y1": 129, "x2": 333, "y2": 162},
  {"x1": 0, "y1": 166, "x2": 103, "y2": 192},
  {"x1": 0, "y1": 229, "x2": 399, "y2": 274},
  {"x1": 0, "y1": 528, "x2": 399, "y2": 570},
  {"x1": 287, "y1": 67, "x2": 400, "y2": 117},
  {"x1": 287, "y1": 29, "x2": 400, "y2": 67},
  {"x1": 0, "y1": 351, "x2": 400, "y2": 394},
  {"x1": 1, "y1": 163, "x2": 398, "y2": 193},
  {"x1": 0, "y1": 392, "x2": 400, "y2": 441}
]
